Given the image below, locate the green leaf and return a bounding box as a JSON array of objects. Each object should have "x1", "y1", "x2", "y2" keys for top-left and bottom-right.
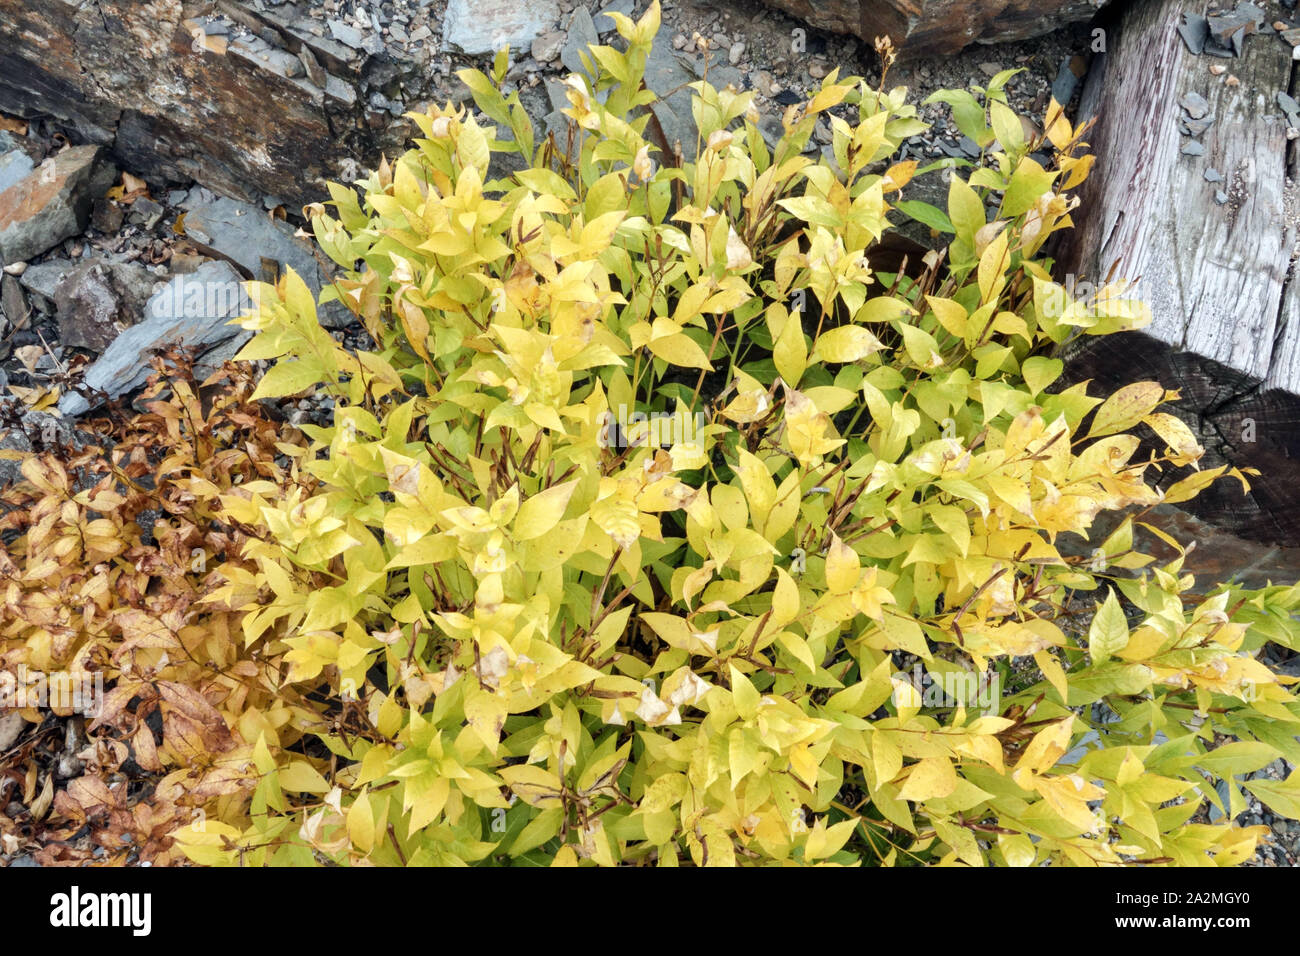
[
  {"x1": 894, "y1": 200, "x2": 953, "y2": 233},
  {"x1": 1244, "y1": 773, "x2": 1300, "y2": 820},
  {"x1": 1088, "y1": 589, "x2": 1129, "y2": 663}
]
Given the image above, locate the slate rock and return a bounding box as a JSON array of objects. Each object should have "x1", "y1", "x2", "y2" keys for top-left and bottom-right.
[
  {"x1": 1277, "y1": 91, "x2": 1300, "y2": 127},
  {"x1": 1204, "y1": 167, "x2": 1224, "y2": 182},
  {"x1": 90, "y1": 197, "x2": 124, "y2": 234},
  {"x1": 0, "y1": 145, "x2": 116, "y2": 266},
  {"x1": 0, "y1": 130, "x2": 36, "y2": 195},
  {"x1": 531, "y1": 31, "x2": 565, "y2": 63},
  {"x1": 1180, "y1": 141, "x2": 1205, "y2": 156},
  {"x1": 443, "y1": 0, "x2": 562, "y2": 55},
  {"x1": 1050, "y1": 56, "x2": 1080, "y2": 106},
  {"x1": 1215, "y1": 189, "x2": 1229, "y2": 204},
  {"x1": 765, "y1": 0, "x2": 1115, "y2": 58},
  {"x1": 1180, "y1": 91, "x2": 1210, "y2": 119},
  {"x1": 59, "y1": 260, "x2": 251, "y2": 417},
  {"x1": 54, "y1": 258, "x2": 159, "y2": 353},
  {"x1": 181, "y1": 194, "x2": 348, "y2": 327},
  {"x1": 562, "y1": 6, "x2": 599, "y2": 76},
  {"x1": 328, "y1": 19, "x2": 364, "y2": 50},
  {"x1": 596, "y1": 0, "x2": 635, "y2": 30},
  {"x1": 16, "y1": 258, "x2": 69, "y2": 305},
  {"x1": 1177, "y1": 12, "x2": 1209, "y2": 54},
  {"x1": 643, "y1": 41, "x2": 701, "y2": 159},
  {"x1": 0, "y1": 271, "x2": 25, "y2": 329}
]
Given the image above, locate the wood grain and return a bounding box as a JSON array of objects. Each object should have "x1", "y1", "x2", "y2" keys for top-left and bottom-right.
[{"x1": 1057, "y1": 0, "x2": 1300, "y2": 547}]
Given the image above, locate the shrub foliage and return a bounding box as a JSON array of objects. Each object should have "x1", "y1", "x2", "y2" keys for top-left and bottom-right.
[{"x1": 5, "y1": 5, "x2": 1300, "y2": 866}]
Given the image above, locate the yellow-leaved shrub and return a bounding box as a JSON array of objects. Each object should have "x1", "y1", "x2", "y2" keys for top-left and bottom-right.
[{"x1": 6, "y1": 2, "x2": 1299, "y2": 867}]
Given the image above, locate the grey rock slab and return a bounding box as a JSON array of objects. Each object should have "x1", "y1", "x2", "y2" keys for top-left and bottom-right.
[
  {"x1": 644, "y1": 41, "x2": 700, "y2": 159},
  {"x1": 443, "y1": 0, "x2": 562, "y2": 55},
  {"x1": 17, "y1": 258, "x2": 71, "y2": 303},
  {"x1": 181, "y1": 194, "x2": 348, "y2": 327},
  {"x1": 562, "y1": 6, "x2": 599, "y2": 76},
  {"x1": 1208, "y1": 11, "x2": 1258, "y2": 44},
  {"x1": 0, "y1": 145, "x2": 116, "y2": 266},
  {"x1": 328, "y1": 19, "x2": 364, "y2": 49},
  {"x1": 596, "y1": 0, "x2": 635, "y2": 30},
  {"x1": 58, "y1": 260, "x2": 251, "y2": 417},
  {"x1": 1181, "y1": 140, "x2": 1205, "y2": 156},
  {"x1": 1205, "y1": 166, "x2": 1224, "y2": 182}
]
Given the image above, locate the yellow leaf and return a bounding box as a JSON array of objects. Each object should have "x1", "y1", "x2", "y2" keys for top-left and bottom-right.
[
  {"x1": 513, "y1": 479, "x2": 579, "y2": 540},
  {"x1": 813, "y1": 325, "x2": 885, "y2": 363},
  {"x1": 774, "y1": 308, "x2": 808, "y2": 385},
  {"x1": 897, "y1": 757, "x2": 957, "y2": 801},
  {"x1": 1088, "y1": 381, "x2": 1165, "y2": 438},
  {"x1": 279, "y1": 761, "x2": 331, "y2": 793},
  {"x1": 347, "y1": 791, "x2": 376, "y2": 853},
  {"x1": 648, "y1": 332, "x2": 713, "y2": 369}
]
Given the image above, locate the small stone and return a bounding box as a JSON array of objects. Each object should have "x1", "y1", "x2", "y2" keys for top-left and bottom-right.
[
  {"x1": 1225, "y1": 74, "x2": 1239, "y2": 86},
  {"x1": 299, "y1": 46, "x2": 328, "y2": 87},
  {"x1": 1214, "y1": 190, "x2": 1228, "y2": 204},
  {"x1": 531, "y1": 31, "x2": 565, "y2": 63},
  {"x1": 1181, "y1": 91, "x2": 1211, "y2": 118},
  {"x1": 808, "y1": 59, "x2": 828, "y2": 79},
  {"x1": 1205, "y1": 167, "x2": 1224, "y2": 182},
  {"x1": 90, "y1": 197, "x2": 123, "y2": 234},
  {"x1": 1178, "y1": 13, "x2": 1210, "y2": 54},
  {"x1": 1281, "y1": 27, "x2": 1300, "y2": 45},
  {"x1": 672, "y1": 33, "x2": 687, "y2": 50},
  {"x1": 0, "y1": 272, "x2": 26, "y2": 329},
  {"x1": 2, "y1": 261, "x2": 26, "y2": 276},
  {"x1": 328, "y1": 18, "x2": 364, "y2": 49},
  {"x1": 978, "y1": 61, "x2": 1001, "y2": 78},
  {"x1": 729, "y1": 41, "x2": 745, "y2": 65},
  {"x1": 1209, "y1": 63, "x2": 1227, "y2": 75},
  {"x1": 409, "y1": 25, "x2": 432, "y2": 43},
  {"x1": 1274, "y1": 21, "x2": 1288, "y2": 32},
  {"x1": 1181, "y1": 141, "x2": 1205, "y2": 155},
  {"x1": 1289, "y1": 127, "x2": 1300, "y2": 140}
]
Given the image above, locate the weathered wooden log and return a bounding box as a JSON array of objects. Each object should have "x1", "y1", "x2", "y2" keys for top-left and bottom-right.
[
  {"x1": 755, "y1": 0, "x2": 1112, "y2": 57},
  {"x1": 1055, "y1": 0, "x2": 1300, "y2": 560}
]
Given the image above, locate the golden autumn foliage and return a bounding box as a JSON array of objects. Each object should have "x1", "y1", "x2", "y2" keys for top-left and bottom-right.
[{"x1": 3, "y1": 5, "x2": 1300, "y2": 866}]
